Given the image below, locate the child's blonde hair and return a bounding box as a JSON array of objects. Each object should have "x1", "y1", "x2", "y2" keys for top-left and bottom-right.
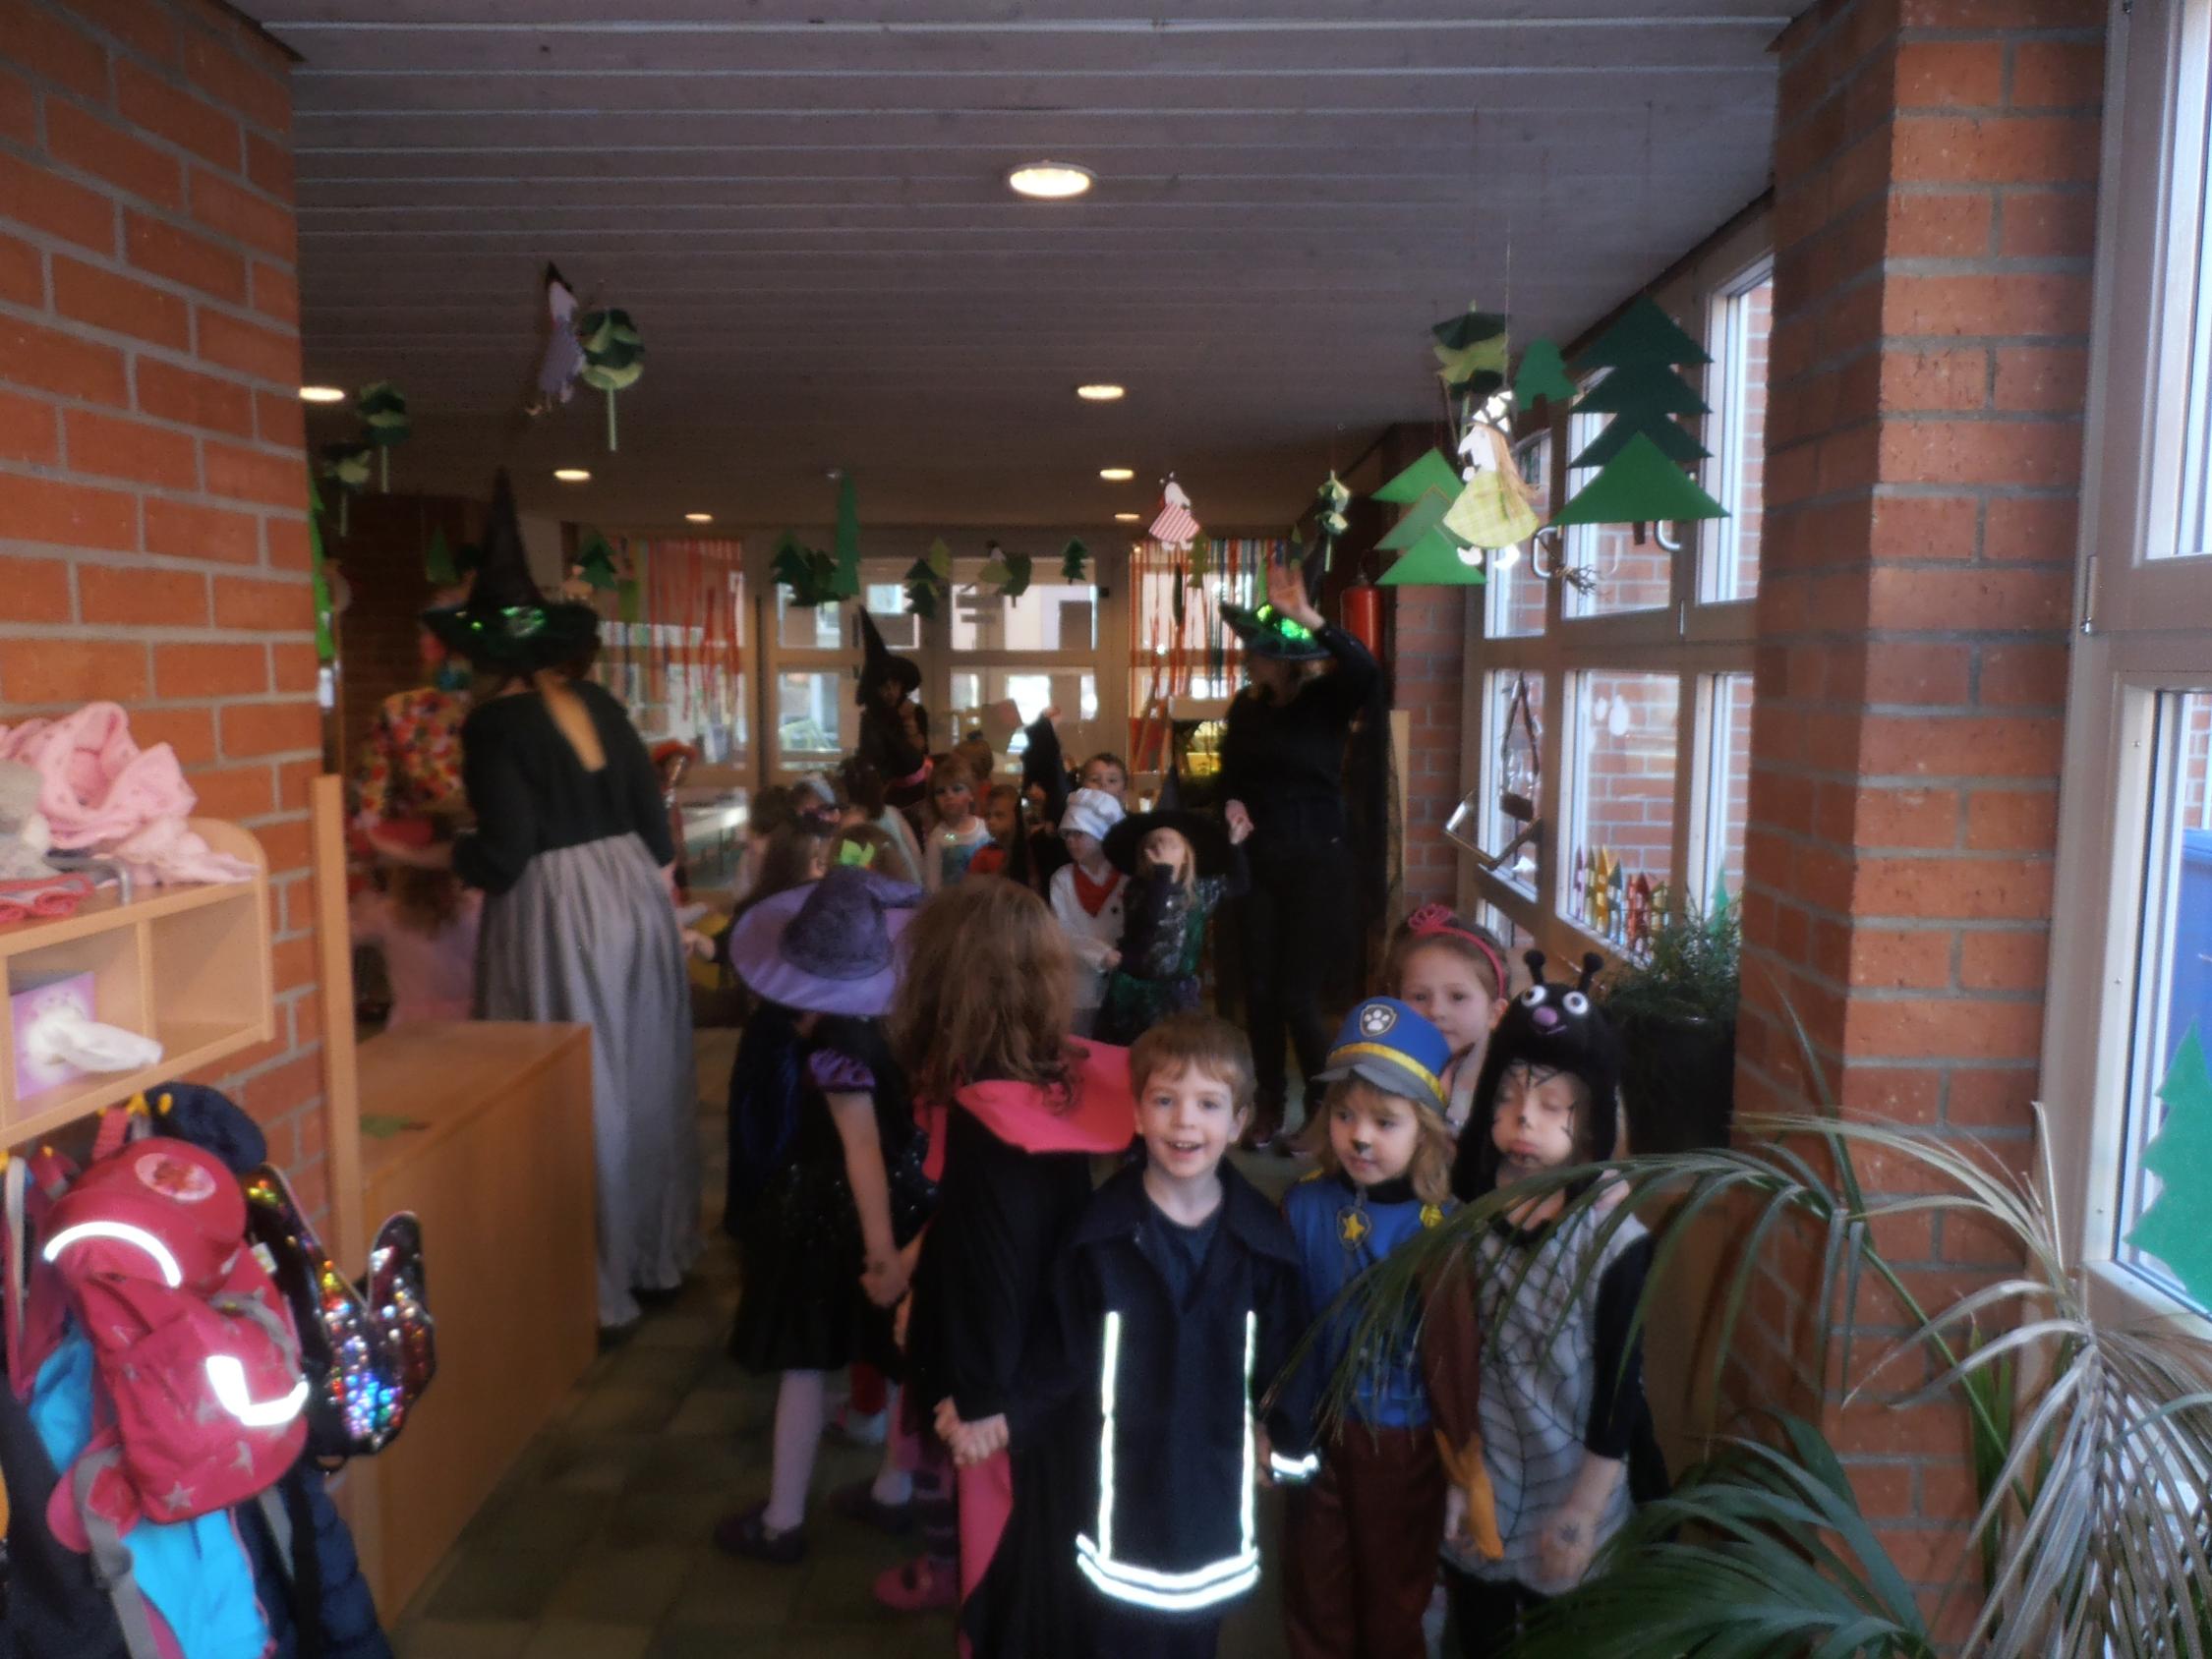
[
  {"x1": 893, "y1": 879, "x2": 1075, "y2": 1105},
  {"x1": 1129, "y1": 1013, "x2": 1255, "y2": 1115},
  {"x1": 928, "y1": 753, "x2": 976, "y2": 827},
  {"x1": 1301, "y1": 1075, "x2": 1456, "y2": 1207},
  {"x1": 1138, "y1": 825, "x2": 1196, "y2": 894}
]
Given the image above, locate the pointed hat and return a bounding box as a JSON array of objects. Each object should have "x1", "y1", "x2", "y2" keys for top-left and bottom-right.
[
  {"x1": 420, "y1": 470, "x2": 601, "y2": 671},
  {"x1": 854, "y1": 606, "x2": 921, "y2": 705}
]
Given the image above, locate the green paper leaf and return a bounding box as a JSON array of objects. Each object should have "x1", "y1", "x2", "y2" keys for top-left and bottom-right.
[
  {"x1": 320, "y1": 440, "x2": 371, "y2": 493},
  {"x1": 1574, "y1": 293, "x2": 1711, "y2": 371},
  {"x1": 1550, "y1": 431, "x2": 1729, "y2": 527},
  {"x1": 578, "y1": 308, "x2": 644, "y2": 403},
  {"x1": 1512, "y1": 339, "x2": 1577, "y2": 411},
  {"x1": 1060, "y1": 538, "x2": 1088, "y2": 582},
  {"x1": 1378, "y1": 530, "x2": 1488, "y2": 587},
  {"x1": 1377, "y1": 486, "x2": 1465, "y2": 551},
  {"x1": 424, "y1": 527, "x2": 457, "y2": 586},
  {"x1": 1000, "y1": 550, "x2": 1034, "y2": 600},
  {"x1": 1435, "y1": 334, "x2": 1510, "y2": 391},
  {"x1": 1430, "y1": 307, "x2": 1509, "y2": 350},
  {"x1": 1374, "y1": 449, "x2": 1462, "y2": 505},
  {"x1": 832, "y1": 471, "x2": 861, "y2": 599},
  {"x1": 2126, "y1": 1024, "x2": 2212, "y2": 1306}
]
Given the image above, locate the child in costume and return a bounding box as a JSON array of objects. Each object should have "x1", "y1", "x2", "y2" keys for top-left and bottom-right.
[
  {"x1": 1442, "y1": 952, "x2": 1660, "y2": 1657},
  {"x1": 1093, "y1": 772, "x2": 1250, "y2": 1046},
  {"x1": 963, "y1": 783, "x2": 1026, "y2": 882},
  {"x1": 1385, "y1": 907, "x2": 1511, "y2": 1134},
  {"x1": 894, "y1": 880, "x2": 1135, "y2": 1634},
  {"x1": 349, "y1": 813, "x2": 480, "y2": 1028},
  {"x1": 854, "y1": 611, "x2": 933, "y2": 829},
  {"x1": 923, "y1": 756, "x2": 991, "y2": 892},
  {"x1": 1283, "y1": 998, "x2": 1498, "y2": 1659},
  {"x1": 957, "y1": 1014, "x2": 1316, "y2": 1659},
  {"x1": 837, "y1": 755, "x2": 926, "y2": 887},
  {"x1": 719, "y1": 868, "x2": 936, "y2": 1565},
  {"x1": 1019, "y1": 709, "x2": 1076, "y2": 885},
  {"x1": 1049, "y1": 788, "x2": 1128, "y2": 1037},
  {"x1": 1080, "y1": 751, "x2": 1131, "y2": 807}
]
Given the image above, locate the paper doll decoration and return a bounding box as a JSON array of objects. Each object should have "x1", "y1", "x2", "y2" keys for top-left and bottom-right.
[
  {"x1": 1442, "y1": 423, "x2": 1543, "y2": 552},
  {"x1": 578, "y1": 306, "x2": 644, "y2": 452},
  {"x1": 1557, "y1": 296, "x2": 1727, "y2": 538},
  {"x1": 1150, "y1": 477, "x2": 1201, "y2": 550},
  {"x1": 532, "y1": 264, "x2": 585, "y2": 413},
  {"x1": 2127, "y1": 1025, "x2": 2212, "y2": 1306},
  {"x1": 355, "y1": 382, "x2": 409, "y2": 492}
]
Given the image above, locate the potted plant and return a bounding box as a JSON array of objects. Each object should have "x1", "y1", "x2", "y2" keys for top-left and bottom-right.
[{"x1": 1601, "y1": 892, "x2": 1740, "y2": 1154}]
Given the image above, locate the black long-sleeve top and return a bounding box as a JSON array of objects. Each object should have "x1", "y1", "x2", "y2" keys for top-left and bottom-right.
[
  {"x1": 452, "y1": 680, "x2": 674, "y2": 895},
  {"x1": 857, "y1": 700, "x2": 931, "y2": 790},
  {"x1": 1217, "y1": 625, "x2": 1379, "y2": 846}
]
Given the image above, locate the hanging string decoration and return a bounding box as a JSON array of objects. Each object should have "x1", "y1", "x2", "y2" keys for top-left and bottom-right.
[
  {"x1": 1554, "y1": 295, "x2": 1726, "y2": 540},
  {"x1": 1061, "y1": 538, "x2": 1088, "y2": 583},
  {"x1": 1149, "y1": 475, "x2": 1201, "y2": 549},
  {"x1": 355, "y1": 381, "x2": 409, "y2": 491},
  {"x1": 903, "y1": 537, "x2": 952, "y2": 620},
  {"x1": 578, "y1": 306, "x2": 644, "y2": 452},
  {"x1": 319, "y1": 440, "x2": 371, "y2": 538}
]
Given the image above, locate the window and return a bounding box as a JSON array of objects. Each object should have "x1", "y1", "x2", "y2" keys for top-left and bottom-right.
[
  {"x1": 1459, "y1": 280, "x2": 1765, "y2": 963},
  {"x1": 2045, "y1": 0, "x2": 2212, "y2": 1326},
  {"x1": 1129, "y1": 539, "x2": 1273, "y2": 710},
  {"x1": 594, "y1": 539, "x2": 746, "y2": 763},
  {"x1": 951, "y1": 561, "x2": 1096, "y2": 653},
  {"x1": 1704, "y1": 261, "x2": 1773, "y2": 602},
  {"x1": 775, "y1": 670, "x2": 846, "y2": 761}
]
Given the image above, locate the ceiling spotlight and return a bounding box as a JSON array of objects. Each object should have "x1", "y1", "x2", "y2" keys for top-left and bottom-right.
[
  {"x1": 553, "y1": 468, "x2": 591, "y2": 483},
  {"x1": 1076, "y1": 383, "x2": 1126, "y2": 402},
  {"x1": 1114, "y1": 512, "x2": 1141, "y2": 523},
  {"x1": 1099, "y1": 467, "x2": 1135, "y2": 483},
  {"x1": 684, "y1": 511, "x2": 713, "y2": 523},
  {"x1": 298, "y1": 385, "x2": 345, "y2": 404},
  {"x1": 1008, "y1": 162, "x2": 1094, "y2": 200}
]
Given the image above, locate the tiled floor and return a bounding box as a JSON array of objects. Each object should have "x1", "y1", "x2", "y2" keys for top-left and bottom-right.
[{"x1": 387, "y1": 1030, "x2": 1296, "y2": 1658}]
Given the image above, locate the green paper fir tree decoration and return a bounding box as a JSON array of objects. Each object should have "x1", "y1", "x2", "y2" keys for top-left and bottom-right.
[
  {"x1": 1512, "y1": 339, "x2": 1575, "y2": 417},
  {"x1": 576, "y1": 528, "x2": 619, "y2": 591},
  {"x1": 1374, "y1": 449, "x2": 1462, "y2": 506},
  {"x1": 1559, "y1": 295, "x2": 1727, "y2": 535},
  {"x1": 424, "y1": 527, "x2": 458, "y2": 587},
  {"x1": 903, "y1": 538, "x2": 952, "y2": 620},
  {"x1": 1061, "y1": 539, "x2": 1088, "y2": 583},
  {"x1": 578, "y1": 307, "x2": 644, "y2": 451},
  {"x1": 355, "y1": 381, "x2": 409, "y2": 491},
  {"x1": 771, "y1": 532, "x2": 841, "y2": 607},
  {"x1": 1378, "y1": 529, "x2": 1486, "y2": 587},
  {"x1": 832, "y1": 472, "x2": 862, "y2": 601},
  {"x1": 2126, "y1": 1024, "x2": 2212, "y2": 1307}
]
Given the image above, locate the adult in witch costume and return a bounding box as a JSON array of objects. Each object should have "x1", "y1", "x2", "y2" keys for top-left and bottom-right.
[
  {"x1": 853, "y1": 609, "x2": 932, "y2": 830},
  {"x1": 1218, "y1": 553, "x2": 1381, "y2": 1146},
  {"x1": 411, "y1": 470, "x2": 699, "y2": 1334}
]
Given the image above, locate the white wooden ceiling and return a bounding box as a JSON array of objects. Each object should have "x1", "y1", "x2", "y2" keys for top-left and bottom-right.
[{"x1": 263, "y1": 2, "x2": 1781, "y2": 531}]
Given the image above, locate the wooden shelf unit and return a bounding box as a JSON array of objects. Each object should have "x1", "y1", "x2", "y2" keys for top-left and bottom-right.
[{"x1": 0, "y1": 819, "x2": 272, "y2": 1143}]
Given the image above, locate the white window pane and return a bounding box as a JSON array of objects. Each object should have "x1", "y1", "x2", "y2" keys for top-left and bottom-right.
[
  {"x1": 2116, "y1": 692, "x2": 2212, "y2": 1306},
  {"x1": 1702, "y1": 673, "x2": 1753, "y2": 902},
  {"x1": 951, "y1": 560, "x2": 1096, "y2": 651},
  {"x1": 1566, "y1": 670, "x2": 1680, "y2": 949},
  {"x1": 945, "y1": 667, "x2": 1102, "y2": 772},
  {"x1": 1565, "y1": 388, "x2": 1674, "y2": 618},
  {"x1": 775, "y1": 671, "x2": 848, "y2": 760},
  {"x1": 1486, "y1": 436, "x2": 1550, "y2": 638},
  {"x1": 1705, "y1": 269, "x2": 1772, "y2": 602},
  {"x1": 776, "y1": 593, "x2": 844, "y2": 650}
]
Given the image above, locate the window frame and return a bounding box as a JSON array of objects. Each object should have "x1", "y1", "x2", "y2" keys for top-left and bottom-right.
[
  {"x1": 1701, "y1": 257, "x2": 1775, "y2": 606},
  {"x1": 1456, "y1": 267, "x2": 1765, "y2": 969},
  {"x1": 2045, "y1": 0, "x2": 2212, "y2": 1332}
]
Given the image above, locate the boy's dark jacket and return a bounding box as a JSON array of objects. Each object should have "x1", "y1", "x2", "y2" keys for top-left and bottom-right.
[{"x1": 980, "y1": 1161, "x2": 1316, "y2": 1645}]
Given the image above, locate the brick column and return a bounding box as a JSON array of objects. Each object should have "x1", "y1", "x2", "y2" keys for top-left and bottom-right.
[
  {"x1": 0, "y1": 4, "x2": 328, "y2": 1199},
  {"x1": 1738, "y1": 0, "x2": 2101, "y2": 1597}
]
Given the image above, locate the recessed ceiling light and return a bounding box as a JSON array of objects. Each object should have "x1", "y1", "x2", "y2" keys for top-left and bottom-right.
[
  {"x1": 684, "y1": 511, "x2": 713, "y2": 523},
  {"x1": 298, "y1": 385, "x2": 345, "y2": 403},
  {"x1": 1076, "y1": 383, "x2": 1126, "y2": 402},
  {"x1": 1114, "y1": 512, "x2": 1141, "y2": 522},
  {"x1": 1099, "y1": 467, "x2": 1135, "y2": 483},
  {"x1": 1008, "y1": 162, "x2": 1094, "y2": 200},
  {"x1": 553, "y1": 468, "x2": 591, "y2": 483}
]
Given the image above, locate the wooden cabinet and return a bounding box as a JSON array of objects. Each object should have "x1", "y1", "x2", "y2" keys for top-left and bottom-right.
[{"x1": 340, "y1": 1019, "x2": 597, "y2": 1619}]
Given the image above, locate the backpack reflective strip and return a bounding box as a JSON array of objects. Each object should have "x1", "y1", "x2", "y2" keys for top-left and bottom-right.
[{"x1": 42, "y1": 1223, "x2": 182, "y2": 1288}]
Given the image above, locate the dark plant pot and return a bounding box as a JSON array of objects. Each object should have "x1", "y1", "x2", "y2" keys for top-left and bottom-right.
[{"x1": 1615, "y1": 1012, "x2": 1736, "y2": 1155}]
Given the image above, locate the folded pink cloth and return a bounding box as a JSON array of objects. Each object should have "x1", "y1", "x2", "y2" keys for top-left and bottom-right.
[{"x1": 0, "y1": 704, "x2": 256, "y2": 887}]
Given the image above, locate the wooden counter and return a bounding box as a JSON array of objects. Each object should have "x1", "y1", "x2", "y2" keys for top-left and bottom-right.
[{"x1": 342, "y1": 1019, "x2": 596, "y2": 1619}]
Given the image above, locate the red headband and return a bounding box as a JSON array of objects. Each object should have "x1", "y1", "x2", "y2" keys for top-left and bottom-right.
[{"x1": 1405, "y1": 903, "x2": 1507, "y2": 996}]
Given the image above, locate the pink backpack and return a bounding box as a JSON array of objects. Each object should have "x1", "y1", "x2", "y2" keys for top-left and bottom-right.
[{"x1": 32, "y1": 1128, "x2": 308, "y2": 1543}]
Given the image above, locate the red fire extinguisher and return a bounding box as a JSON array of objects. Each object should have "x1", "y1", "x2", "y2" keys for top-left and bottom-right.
[{"x1": 1340, "y1": 579, "x2": 1383, "y2": 658}]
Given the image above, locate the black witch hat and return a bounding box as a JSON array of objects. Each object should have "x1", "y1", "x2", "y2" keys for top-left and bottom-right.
[
  {"x1": 854, "y1": 607, "x2": 921, "y2": 705},
  {"x1": 420, "y1": 470, "x2": 601, "y2": 672},
  {"x1": 1222, "y1": 542, "x2": 1334, "y2": 662},
  {"x1": 1103, "y1": 762, "x2": 1234, "y2": 878}
]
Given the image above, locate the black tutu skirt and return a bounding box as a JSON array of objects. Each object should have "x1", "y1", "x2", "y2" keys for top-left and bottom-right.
[{"x1": 728, "y1": 1155, "x2": 897, "y2": 1375}]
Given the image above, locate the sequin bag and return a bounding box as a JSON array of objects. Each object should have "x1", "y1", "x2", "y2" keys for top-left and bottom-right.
[{"x1": 242, "y1": 1164, "x2": 436, "y2": 1460}]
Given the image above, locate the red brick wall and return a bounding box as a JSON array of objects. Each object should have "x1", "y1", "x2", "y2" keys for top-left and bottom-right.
[
  {"x1": 1739, "y1": 0, "x2": 2099, "y2": 1607},
  {"x1": 0, "y1": 4, "x2": 323, "y2": 1195}
]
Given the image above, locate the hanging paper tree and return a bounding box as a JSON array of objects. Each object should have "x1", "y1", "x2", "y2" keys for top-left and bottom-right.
[
  {"x1": 319, "y1": 440, "x2": 370, "y2": 537},
  {"x1": 576, "y1": 528, "x2": 620, "y2": 591},
  {"x1": 903, "y1": 537, "x2": 952, "y2": 619},
  {"x1": 1061, "y1": 539, "x2": 1088, "y2": 583},
  {"x1": 1374, "y1": 449, "x2": 1461, "y2": 506},
  {"x1": 771, "y1": 532, "x2": 841, "y2": 607},
  {"x1": 2126, "y1": 1025, "x2": 2212, "y2": 1307},
  {"x1": 1149, "y1": 476, "x2": 1201, "y2": 549},
  {"x1": 424, "y1": 527, "x2": 458, "y2": 587},
  {"x1": 1512, "y1": 338, "x2": 1575, "y2": 418},
  {"x1": 1371, "y1": 449, "x2": 1479, "y2": 587},
  {"x1": 1556, "y1": 295, "x2": 1726, "y2": 536},
  {"x1": 832, "y1": 471, "x2": 862, "y2": 601},
  {"x1": 355, "y1": 381, "x2": 409, "y2": 491},
  {"x1": 531, "y1": 263, "x2": 585, "y2": 414},
  {"x1": 578, "y1": 306, "x2": 644, "y2": 451},
  {"x1": 976, "y1": 540, "x2": 1034, "y2": 601}
]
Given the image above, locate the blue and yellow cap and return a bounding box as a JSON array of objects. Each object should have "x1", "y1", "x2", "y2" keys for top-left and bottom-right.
[{"x1": 1315, "y1": 997, "x2": 1451, "y2": 1116}]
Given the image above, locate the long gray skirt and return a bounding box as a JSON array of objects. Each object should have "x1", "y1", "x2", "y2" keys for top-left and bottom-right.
[{"x1": 479, "y1": 832, "x2": 701, "y2": 1328}]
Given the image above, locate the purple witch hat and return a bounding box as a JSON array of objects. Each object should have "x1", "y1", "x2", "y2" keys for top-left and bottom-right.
[{"x1": 727, "y1": 865, "x2": 924, "y2": 1017}]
